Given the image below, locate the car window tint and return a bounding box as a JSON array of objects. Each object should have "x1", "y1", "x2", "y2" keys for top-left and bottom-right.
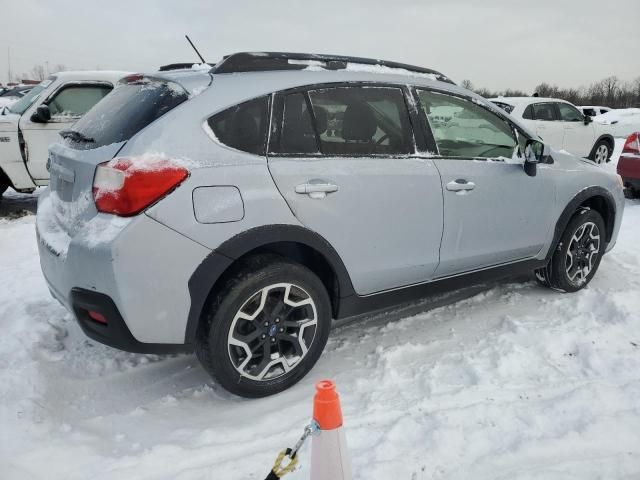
[
  {"x1": 47, "y1": 85, "x2": 112, "y2": 117},
  {"x1": 208, "y1": 96, "x2": 269, "y2": 155},
  {"x1": 557, "y1": 103, "x2": 583, "y2": 121},
  {"x1": 583, "y1": 108, "x2": 596, "y2": 117},
  {"x1": 417, "y1": 90, "x2": 516, "y2": 159},
  {"x1": 278, "y1": 92, "x2": 318, "y2": 154},
  {"x1": 522, "y1": 104, "x2": 534, "y2": 120},
  {"x1": 532, "y1": 103, "x2": 557, "y2": 121},
  {"x1": 306, "y1": 87, "x2": 413, "y2": 156}
]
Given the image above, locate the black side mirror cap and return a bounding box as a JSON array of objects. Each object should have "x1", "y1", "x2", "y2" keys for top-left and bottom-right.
[
  {"x1": 30, "y1": 105, "x2": 51, "y2": 123},
  {"x1": 584, "y1": 115, "x2": 593, "y2": 125}
]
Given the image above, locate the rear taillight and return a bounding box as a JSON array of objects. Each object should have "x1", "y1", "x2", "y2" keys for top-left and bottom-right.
[
  {"x1": 622, "y1": 132, "x2": 640, "y2": 156},
  {"x1": 93, "y1": 156, "x2": 189, "y2": 216}
]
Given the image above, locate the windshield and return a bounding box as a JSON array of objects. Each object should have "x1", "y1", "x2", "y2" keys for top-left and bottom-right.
[{"x1": 8, "y1": 84, "x2": 47, "y2": 115}]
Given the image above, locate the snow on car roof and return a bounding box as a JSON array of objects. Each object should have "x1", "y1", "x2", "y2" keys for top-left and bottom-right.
[
  {"x1": 51, "y1": 70, "x2": 132, "y2": 82},
  {"x1": 490, "y1": 96, "x2": 574, "y2": 106}
]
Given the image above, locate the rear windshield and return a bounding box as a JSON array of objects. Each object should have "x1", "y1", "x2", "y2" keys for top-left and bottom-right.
[{"x1": 67, "y1": 79, "x2": 188, "y2": 149}]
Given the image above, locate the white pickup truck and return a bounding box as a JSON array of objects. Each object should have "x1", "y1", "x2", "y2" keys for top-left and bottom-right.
[{"x1": 0, "y1": 71, "x2": 130, "y2": 199}]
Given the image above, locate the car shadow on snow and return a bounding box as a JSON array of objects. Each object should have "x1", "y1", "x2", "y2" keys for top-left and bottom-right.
[{"x1": 0, "y1": 189, "x2": 40, "y2": 219}]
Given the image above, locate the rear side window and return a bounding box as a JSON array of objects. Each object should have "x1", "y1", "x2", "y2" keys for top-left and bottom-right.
[
  {"x1": 208, "y1": 96, "x2": 270, "y2": 155},
  {"x1": 532, "y1": 103, "x2": 557, "y2": 121},
  {"x1": 306, "y1": 87, "x2": 413, "y2": 156},
  {"x1": 277, "y1": 93, "x2": 318, "y2": 154},
  {"x1": 69, "y1": 80, "x2": 188, "y2": 149},
  {"x1": 47, "y1": 84, "x2": 112, "y2": 118}
]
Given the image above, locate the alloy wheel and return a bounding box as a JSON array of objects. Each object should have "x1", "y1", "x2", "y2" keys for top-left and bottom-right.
[
  {"x1": 227, "y1": 283, "x2": 318, "y2": 381},
  {"x1": 594, "y1": 144, "x2": 609, "y2": 164},
  {"x1": 565, "y1": 221, "x2": 601, "y2": 286}
]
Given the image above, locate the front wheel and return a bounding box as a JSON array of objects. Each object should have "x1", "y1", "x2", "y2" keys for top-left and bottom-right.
[
  {"x1": 535, "y1": 209, "x2": 606, "y2": 292},
  {"x1": 196, "y1": 255, "x2": 331, "y2": 398},
  {"x1": 590, "y1": 140, "x2": 611, "y2": 164}
]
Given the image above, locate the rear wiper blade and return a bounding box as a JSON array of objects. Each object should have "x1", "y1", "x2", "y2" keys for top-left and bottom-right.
[{"x1": 60, "y1": 129, "x2": 95, "y2": 143}]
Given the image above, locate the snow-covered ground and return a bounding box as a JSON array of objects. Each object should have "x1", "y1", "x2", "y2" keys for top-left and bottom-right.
[{"x1": 2, "y1": 156, "x2": 640, "y2": 479}]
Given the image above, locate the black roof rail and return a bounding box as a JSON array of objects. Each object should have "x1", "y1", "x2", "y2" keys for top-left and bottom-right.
[
  {"x1": 159, "y1": 62, "x2": 200, "y2": 72},
  {"x1": 210, "y1": 52, "x2": 454, "y2": 84}
]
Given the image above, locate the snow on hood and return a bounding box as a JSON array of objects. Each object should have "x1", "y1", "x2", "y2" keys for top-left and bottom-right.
[{"x1": 0, "y1": 110, "x2": 20, "y2": 131}]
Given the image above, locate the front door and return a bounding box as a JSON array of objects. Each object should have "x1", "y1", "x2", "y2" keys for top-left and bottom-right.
[
  {"x1": 530, "y1": 102, "x2": 564, "y2": 150},
  {"x1": 267, "y1": 85, "x2": 444, "y2": 295},
  {"x1": 416, "y1": 89, "x2": 556, "y2": 277},
  {"x1": 20, "y1": 82, "x2": 112, "y2": 181},
  {"x1": 556, "y1": 102, "x2": 595, "y2": 157}
]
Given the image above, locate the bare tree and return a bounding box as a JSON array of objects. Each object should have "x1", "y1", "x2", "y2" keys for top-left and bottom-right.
[
  {"x1": 461, "y1": 79, "x2": 474, "y2": 90},
  {"x1": 30, "y1": 64, "x2": 46, "y2": 81}
]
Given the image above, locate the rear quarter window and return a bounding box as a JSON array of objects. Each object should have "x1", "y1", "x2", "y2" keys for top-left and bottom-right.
[{"x1": 207, "y1": 96, "x2": 270, "y2": 155}]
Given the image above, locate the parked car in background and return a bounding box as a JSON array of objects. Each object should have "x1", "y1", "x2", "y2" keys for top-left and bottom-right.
[
  {"x1": 594, "y1": 108, "x2": 640, "y2": 139},
  {"x1": 579, "y1": 106, "x2": 612, "y2": 117},
  {"x1": 491, "y1": 97, "x2": 615, "y2": 164},
  {"x1": 36, "y1": 52, "x2": 625, "y2": 398},
  {"x1": 0, "y1": 71, "x2": 130, "y2": 200},
  {"x1": 617, "y1": 132, "x2": 640, "y2": 198},
  {"x1": 0, "y1": 85, "x2": 34, "y2": 108}
]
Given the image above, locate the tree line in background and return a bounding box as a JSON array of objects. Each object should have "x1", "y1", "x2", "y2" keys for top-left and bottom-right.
[{"x1": 461, "y1": 76, "x2": 640, "y2": 109}]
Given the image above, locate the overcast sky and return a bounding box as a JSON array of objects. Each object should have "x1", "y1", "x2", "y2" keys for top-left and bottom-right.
[{"x1": 1, "y1": 0, "x2": 638, "y2": 92}]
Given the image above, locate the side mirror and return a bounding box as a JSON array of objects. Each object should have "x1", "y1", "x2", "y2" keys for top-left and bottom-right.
[
  {"x1": 523, "y1": 140, "x2": 548, "y2": 177},
  {"x1": 30, "y1": 105, "x2": 51, "y2": 123},
  {"x1": 583, "y1": 115, "x2": 593, "y2": 125}
]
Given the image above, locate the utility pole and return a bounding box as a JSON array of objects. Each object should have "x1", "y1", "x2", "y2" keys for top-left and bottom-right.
[{"x1": 7, "y1": 46, "x2": 11, "y2": 84}]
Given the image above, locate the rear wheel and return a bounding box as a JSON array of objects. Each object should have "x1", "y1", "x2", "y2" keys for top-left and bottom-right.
[
  {"x1": 535, "y1": 209, "x2": 606, "y2": 292},
  {"x1": 590, "y1": 140, "x2": 611, "y2": 164},
  {"x1": 196, "y1": 255, "x2": 331, "y2": 398}
]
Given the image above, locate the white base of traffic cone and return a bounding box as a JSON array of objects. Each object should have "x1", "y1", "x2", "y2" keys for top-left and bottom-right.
[{"x1": 310, "y1": 427, "x2": 352, "y2": 480}]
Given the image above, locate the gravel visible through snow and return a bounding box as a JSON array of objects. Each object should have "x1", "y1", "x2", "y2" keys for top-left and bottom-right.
[{"x1": 1, "y1": 153, "x2": 639, "y2": 479}]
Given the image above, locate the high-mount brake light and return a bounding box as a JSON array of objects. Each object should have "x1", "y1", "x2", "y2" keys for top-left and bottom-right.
[
  {"x1": 93, "y1": 157, "x2": 189, "y2": 216},
  {"x1": 122, "y1": 73, "x2": 145, "y2": 84},
  {"x1": 622, "y1": 132, "x2": 640, "y2": 155}
]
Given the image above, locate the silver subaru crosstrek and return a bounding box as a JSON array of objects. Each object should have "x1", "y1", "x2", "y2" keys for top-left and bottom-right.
[{"x1": 37, "y1": 52, "x2": 625, "y2": 397}]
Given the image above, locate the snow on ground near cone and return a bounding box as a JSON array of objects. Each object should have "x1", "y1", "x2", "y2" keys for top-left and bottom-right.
[{"x1": 2, "y1": 186, "x2": 640, "y2": 478}]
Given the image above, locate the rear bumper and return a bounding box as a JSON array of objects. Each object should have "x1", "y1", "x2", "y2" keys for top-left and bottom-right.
[
  {"x1": 70, "y1": 288, "x2": 190, "y2": 354},
  {"x1": 37, "y1": 190, "x2": 212, "y2": 350}
]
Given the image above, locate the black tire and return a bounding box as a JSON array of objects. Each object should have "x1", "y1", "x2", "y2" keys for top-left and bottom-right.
[
  {"x1": 535, "y1": 209, "x2": 606, "y2": 292},
  {"x1": 195, "y1": 254, "x2": 331, "y2": 398},
  {"x1": 589, "y1": 139, "x2": 612, "y2": 164}
]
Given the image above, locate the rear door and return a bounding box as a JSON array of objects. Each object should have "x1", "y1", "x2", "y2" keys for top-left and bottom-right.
[
  {"x1": 267, "y1": 84, "x2": 444, "y2": 295},
  {"x1": 19, "y1": 82, "x2": 113, "y2": 181},
  {"x1": 415, "y1": 89, "x2": 555, "y2": 277},
  {"x1": 556, "y1": 102, "x2": 595, "y2": 157}
]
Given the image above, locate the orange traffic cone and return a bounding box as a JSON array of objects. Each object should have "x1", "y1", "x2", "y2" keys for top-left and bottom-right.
[{"x1": 310, "y1": 380, "x2": 352, "y2": 480}]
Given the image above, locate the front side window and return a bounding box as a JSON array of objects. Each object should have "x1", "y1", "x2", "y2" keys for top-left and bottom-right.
[
  {"x1": 208, "y1": 96, "x2": 269, "y2": 155},
  {"x1": 305, "y1": 86, "x2": 413, "y2": 156},
  {"x1": 557, "y1": 103, "x2": 583, "y2": 122},
  {"x1": 417, "y1": 90, "x2": 517, "y2": 158},
  {"x1": 532, "y1": 103, "x2": 557, "y2": 121},
  {"x1": 47, "y1": 84, "x2": 113, "y2": 118}
]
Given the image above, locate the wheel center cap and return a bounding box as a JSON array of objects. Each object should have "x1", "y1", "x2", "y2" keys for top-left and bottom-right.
[{"x1": 268, "y1": 324, "x2": 278, "y2": 337}]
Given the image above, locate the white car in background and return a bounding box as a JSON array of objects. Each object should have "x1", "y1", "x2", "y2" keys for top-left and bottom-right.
[
  {"x1": 491, "y1": 97, "x2": 615, "y2": 164},
  {"x1": 579, "y1": 105, "x2": 612, "y2": 117},
  {"x1": 593, "y1": 108, "x2": 640, "y2": 139},
  {"x1": 0, "y1": 71, "x2": 130, "y2": 199}
]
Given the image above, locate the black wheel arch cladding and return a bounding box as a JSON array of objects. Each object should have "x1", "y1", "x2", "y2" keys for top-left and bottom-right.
[
  {"x1": 184, "y1": 224, "x2": 356, "y2": 345},
  {"x1": 546, "y1": 186, "x2": 616, "y2": 264}
]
